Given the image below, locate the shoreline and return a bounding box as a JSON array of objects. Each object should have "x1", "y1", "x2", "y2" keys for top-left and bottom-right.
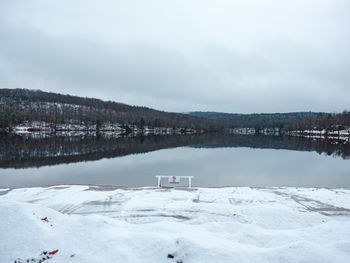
[{"x1": 2, "y1": 183, "x2": 350, "y2": 190}]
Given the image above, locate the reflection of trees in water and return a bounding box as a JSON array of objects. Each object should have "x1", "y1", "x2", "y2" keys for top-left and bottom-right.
[
  {"x1": 0, "y1": 133, "x2": 213, "y2": 168},
  {"x1": 194, "y1": 135, "x2": 350, "y2": 159},
  {"x1": 194, "y1": 135, "x2": 350, "y2": 160},
  {"x1": 0, "y1": 133, "x2": 349, "y2": 169},
  {"x1": 288, "y1": 137, "x2": 350, "y2": 160}
]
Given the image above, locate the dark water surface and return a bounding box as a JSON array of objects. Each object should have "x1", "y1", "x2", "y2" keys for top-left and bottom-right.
[{"x1": 0, "y1": 133, "x2": 349, "y2": 188}]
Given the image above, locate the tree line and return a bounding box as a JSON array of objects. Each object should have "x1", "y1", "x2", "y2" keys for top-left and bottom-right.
[
  {"x1": 0, "y1": 89, "x2": 220, "y2": 131},
  {"x1": 285, "y1": 111, "x2": 350, "y2": 131},
  {"x1": 2, "y1": 89, "x2": 348, "y2": 133},
  {"x1": 189, "y1": 111, "x2": 320, "y2": 130}
]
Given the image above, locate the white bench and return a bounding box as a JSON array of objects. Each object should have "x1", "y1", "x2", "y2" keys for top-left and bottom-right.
[{"x1": 155, "y1": 175, "x2": 194, "y2": 188}]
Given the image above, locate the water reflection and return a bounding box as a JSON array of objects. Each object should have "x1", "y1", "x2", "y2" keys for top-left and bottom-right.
[
  {"x1": 0, "y1": 133, "x2": 349, "y2": 169},
  {"x1": 0, "y1": 133, "x2": 349, "y2": 188}
]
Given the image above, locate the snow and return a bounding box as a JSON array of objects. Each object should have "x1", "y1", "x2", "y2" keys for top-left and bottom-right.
[
  {"x1": 1, "y1": 185, "x2": 350, "y2": 262},
  {"x1": 286, "y1": 130, "x2": 350, "y2": 142}
]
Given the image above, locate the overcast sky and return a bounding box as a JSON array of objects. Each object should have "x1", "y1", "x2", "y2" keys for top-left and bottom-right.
[{"x1": 0, "y1": 0, "x2": 349, "y2": 113}]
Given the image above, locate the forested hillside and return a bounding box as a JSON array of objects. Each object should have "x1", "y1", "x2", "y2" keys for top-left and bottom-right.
[
  {"x1": 188, "y1": 111, "x2": 320, "y2": 129},
  {"x1": 0, "y1": 89, "x2": 219, "y2": 131},
  {"x1": 285, "y1": 111, "x2": 350, "y2": 131},
  {"x1": 2, "y1": 89, "x2": 341, "y2": 133}
]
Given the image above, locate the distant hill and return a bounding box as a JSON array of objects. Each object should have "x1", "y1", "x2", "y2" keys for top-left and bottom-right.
[
  {"x1": 0, "y1": 89, "x2": 219, "y2": 130},
  {"x1": 0, "y1": 89, "x2": 324, "y2": 132},
  {"x1": 188, "y1": 111, "x2": 321, "y2": 129}
]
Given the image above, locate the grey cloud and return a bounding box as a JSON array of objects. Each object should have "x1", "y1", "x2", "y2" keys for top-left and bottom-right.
[
  {"x1": 0, "y1": 0, "x2": 349, "y2": 113},
  {"x1": 0, "y1": 23, "x2": 219, "y2": 103}
]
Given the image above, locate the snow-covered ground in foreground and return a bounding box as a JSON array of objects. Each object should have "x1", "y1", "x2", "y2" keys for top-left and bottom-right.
[{"x1": 1, "y1": 186, "x2": 350, "y2": 263}]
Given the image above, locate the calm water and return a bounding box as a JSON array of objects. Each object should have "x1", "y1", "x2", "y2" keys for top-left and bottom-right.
[{"x1": 0, "y1": 133, "x2": 349, "y2": 188}]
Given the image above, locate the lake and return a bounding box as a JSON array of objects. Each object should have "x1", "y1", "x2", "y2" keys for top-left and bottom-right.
[{"x1": 0, "y1": 133, "x2": 349, "y2": 188}]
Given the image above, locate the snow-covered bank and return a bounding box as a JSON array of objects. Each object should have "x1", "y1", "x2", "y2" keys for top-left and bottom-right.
[
  {"x1": 286, "y1": 129, "x2": 350, "y2": 141},
  {"x1": 1, "y1": 186, "x2": 350, "y2": 262},
  {"x1": 10, "y1": 121, "x2": 199, "y2": 138}
]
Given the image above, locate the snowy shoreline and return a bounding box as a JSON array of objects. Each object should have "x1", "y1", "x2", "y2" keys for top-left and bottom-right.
[{"x1": 1, "y1": 185, "x2": 350, "y2": 262}]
